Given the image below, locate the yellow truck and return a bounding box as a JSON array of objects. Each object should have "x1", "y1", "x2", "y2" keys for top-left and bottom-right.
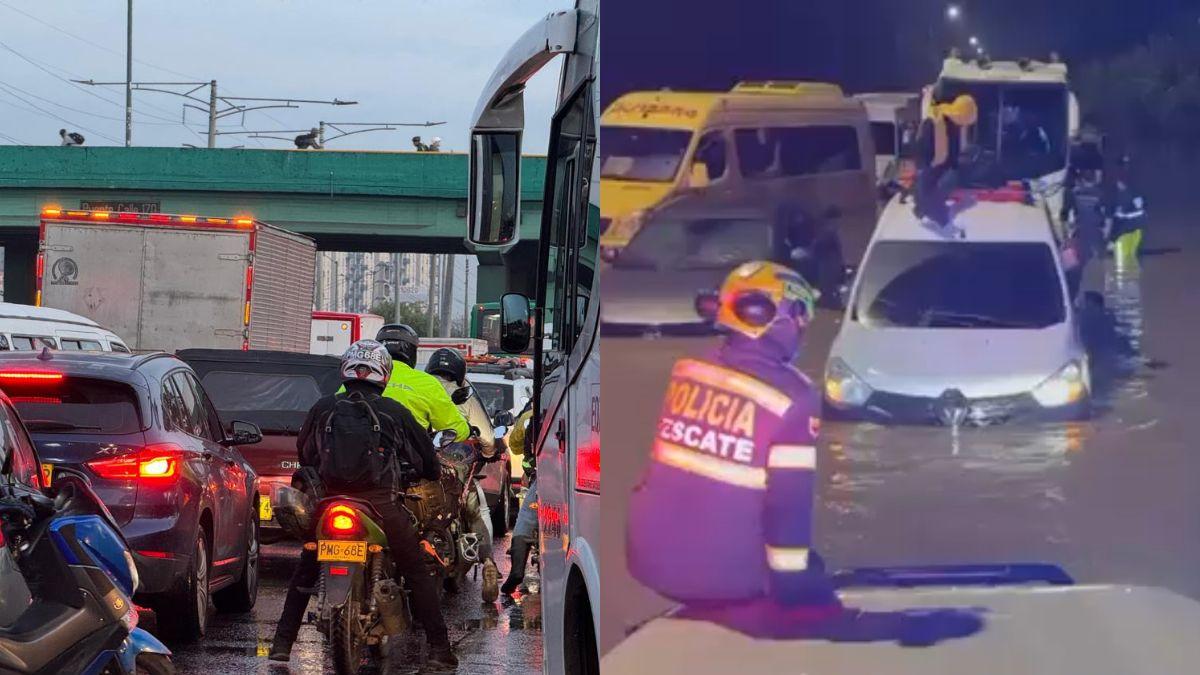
[{"x1": 599, "y1": 81, "x2": 877, "y2": 269}]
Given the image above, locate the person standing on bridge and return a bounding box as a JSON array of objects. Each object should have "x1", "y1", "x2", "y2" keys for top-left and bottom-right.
[{"x1": 627, "y1": 261, "x2": 839, "y2": 637}]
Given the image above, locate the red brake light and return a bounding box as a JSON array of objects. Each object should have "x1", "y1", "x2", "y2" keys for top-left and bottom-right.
[
  {"x1": 329, "y1": 566, "x2": 350, "y2": 576},
  {"x1": 87, "y1": 445, "x2": 182, "y2": 481},
  {"x1": 322, "y1": 504, "x2": 364, "y2": 537},
  {"x1": 0, "y1": 371, "x2": 64, "y2": 382}
]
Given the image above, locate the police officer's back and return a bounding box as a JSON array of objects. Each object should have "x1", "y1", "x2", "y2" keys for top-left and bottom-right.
[{"x1": 627, "y1": 261, "x2": 837, "y2": 633}]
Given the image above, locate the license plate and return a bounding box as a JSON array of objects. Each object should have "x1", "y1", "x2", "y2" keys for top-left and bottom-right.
[
  {"x1": 318, "y1": 540, "x2": 367, "y2": 563},
  {"x1": 258, "y1": 496, "x2": 273, "y2": 522}
]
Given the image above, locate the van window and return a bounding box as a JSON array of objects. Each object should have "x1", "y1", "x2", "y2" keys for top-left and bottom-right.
[
  {"x1": 871, "y1": 121, "x2": 897, "y2": 155},
  {"x1": 60, "y1": 339, "x2": 103, "y2": 351},
  {"x1": 600, "y1": 126, "x2": 692, "y2": 182},
  {"x1": 735, "y1": 126, "x2": 863, "y2": 178},
  {"x1": 10, "y1": 336, "x2": 56, "y2": 351},
  {"x1": 692, "y1": 131, "x2": 727, "y2": 182}
]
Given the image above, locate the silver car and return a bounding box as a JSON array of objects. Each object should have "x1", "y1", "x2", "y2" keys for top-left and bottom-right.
[{"x1": 824, "y1": 197, "x2": 1090, "y2": 426}]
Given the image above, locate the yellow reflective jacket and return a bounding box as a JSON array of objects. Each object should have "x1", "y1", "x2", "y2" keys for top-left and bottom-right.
[
  {"x1": 509, "y1": 409, "x2": 534, "y2": 457},
  {"x1": 338, "y1": 365, "x2": 470, "y2": 440}
]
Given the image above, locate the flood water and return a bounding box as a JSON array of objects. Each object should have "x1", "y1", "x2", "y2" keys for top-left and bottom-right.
[{"x1": 600, "y1": 213, "x2": 1200, "y2": 656}]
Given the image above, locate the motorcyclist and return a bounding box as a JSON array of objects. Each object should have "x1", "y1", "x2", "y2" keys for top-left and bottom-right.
[
  {"x1": 424, "y1": 347, "x2": 502, "y2": 603},
  {"x1": 626, "y1": 261, "x2": 838, "y2": 636},
  {"x1": 500, "y1": 400, "x2": 537, "y2": 598},
  {"x1": 270, "y1": 340, "x2": 457, "y2": 669},
  {"x1": 371, "y1": 324, "x2": 471, "y2": 441}
]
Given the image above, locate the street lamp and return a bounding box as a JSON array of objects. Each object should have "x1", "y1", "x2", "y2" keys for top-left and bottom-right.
[
  {"x1": 969, "y1": 35, "x2": 979, "y2": 46},
  {"x1": 946, "y1": 4, "x2": 962, "y2": 21}
]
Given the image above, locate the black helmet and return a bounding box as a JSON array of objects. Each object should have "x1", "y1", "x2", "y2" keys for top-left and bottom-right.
[
  {"x1": 376, "y1": 323, "x2": 419, "y2": 368},
  {"x1": 425, "y1": 348, "x2": 466, "y2": 385}
]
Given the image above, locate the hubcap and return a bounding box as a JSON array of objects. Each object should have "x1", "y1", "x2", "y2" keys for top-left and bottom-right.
[{"x1": 247, "y1": 520, "x2": 259, "y2": 597}]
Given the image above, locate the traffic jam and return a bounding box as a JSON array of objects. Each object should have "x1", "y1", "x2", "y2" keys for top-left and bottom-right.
[
  {"x1": 0, "y1": 1, "x2": 600, "y2": 673},
  {"x1": 601, "y1": 1, "x2": 1200, "y2": 673}
]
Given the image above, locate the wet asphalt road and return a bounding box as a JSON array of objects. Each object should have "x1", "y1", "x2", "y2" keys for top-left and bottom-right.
[
  {"x1": 601, "y1": 211, "x2": 1200, "y2": 656},
  {"x1": 167, "y1": 535, "x2": 542, "y2": 674}
]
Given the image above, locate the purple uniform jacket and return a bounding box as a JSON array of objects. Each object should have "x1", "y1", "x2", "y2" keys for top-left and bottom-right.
[{"x1": 627, "y1": 344, "x2": 820, "y2": 604}]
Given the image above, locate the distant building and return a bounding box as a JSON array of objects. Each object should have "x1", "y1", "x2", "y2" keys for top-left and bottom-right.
[{"x1": 313, "y1": 252, "x2": 477, "y2": 332}]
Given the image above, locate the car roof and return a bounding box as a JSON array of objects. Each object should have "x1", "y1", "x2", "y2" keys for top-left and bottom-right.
[
  {"x1": 0, "y1": 303, "x2": 102, "y2": 328},
  {"x1": 873, "y1": 195, "x2": 1059, "y2": 246},
  {"x1": 177, "y1": 348, "x2": 340, "y2": 367},
  {"x1": 0, "y1": 350, "x2": 177, "y2": 380}
]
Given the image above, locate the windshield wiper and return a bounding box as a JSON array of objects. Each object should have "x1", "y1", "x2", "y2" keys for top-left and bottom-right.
[
  {"x1": 922, "y1": 310, "x2": 1034, "y2": 328},
  {"x1": 24, "y1": 420, "x2": 104, "y2": 432}
]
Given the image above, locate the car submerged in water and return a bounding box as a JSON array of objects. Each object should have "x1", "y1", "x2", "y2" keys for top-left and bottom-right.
[{"x1": 824, "y1": 191, "x2": 1090, "y2": 426}]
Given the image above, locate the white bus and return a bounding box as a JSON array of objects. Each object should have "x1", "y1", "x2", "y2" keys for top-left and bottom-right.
[{"x1": 466, "y1": 2, "x2": 599, "y2": 674}]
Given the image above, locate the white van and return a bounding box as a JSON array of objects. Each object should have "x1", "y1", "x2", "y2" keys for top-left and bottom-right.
[
  {"x1": 0, "y1": 303, "x2": 129, "y2": 353},
  {"x1": 854, "y1": 92, "x2": 920, "y2": 187}
]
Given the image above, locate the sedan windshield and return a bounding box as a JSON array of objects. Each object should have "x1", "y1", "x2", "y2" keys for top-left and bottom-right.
[
  {"x1": 600, "y1": 126, "x2": 693, "y2": 182},
  {"x1": 615, "y1": 217, "x2": 774, "y2": 271},
  {"x1": 854, "y1": 241, "x2": 1065, "y2": 329}
]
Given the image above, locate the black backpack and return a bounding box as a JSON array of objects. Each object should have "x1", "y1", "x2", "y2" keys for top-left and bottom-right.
[{"x1": 317, "y1": 392, "x2": 411, "y2": 491}]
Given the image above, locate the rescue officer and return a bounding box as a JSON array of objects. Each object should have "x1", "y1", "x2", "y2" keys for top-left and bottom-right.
[
  {"x1": 914, "y1": 92, "x2": 978, "y2": 228},
  {"x1": 371, "y1": 324, "x2": 471, "y2": 441},
  {"x1": 1060, "y1": 167, "x2": 1107, "y2": 300},
  {"x1": 500, "y1": 400, "x2": 537, "y2": 598},
  {"x1": 627, "y1": 261, "x2": 838, "y2": 635},
  {"x1": 1107, "y1": 155, "x2": 1147, "y2": 272}
]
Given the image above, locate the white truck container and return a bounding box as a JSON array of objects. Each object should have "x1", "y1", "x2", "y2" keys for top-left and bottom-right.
[
  {"x1": 37, "y1": 208, "x2": 316, "y2": 353},
  {"x1": 310, "y1": 311, "x2": 386, "y2": 356}
]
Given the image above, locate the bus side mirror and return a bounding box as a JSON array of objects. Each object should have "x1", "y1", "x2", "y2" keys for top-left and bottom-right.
[
  {"x1": 500, "y1": 292, "x2": 532, "y2": 354},
  {"x1": 468, "y1": 131, "x2": 522, "y2": 247}
]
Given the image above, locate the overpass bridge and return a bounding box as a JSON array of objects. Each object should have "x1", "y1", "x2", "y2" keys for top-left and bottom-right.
[{"x1": 0, "y1": 146, "x2": 548, "y2": 304}]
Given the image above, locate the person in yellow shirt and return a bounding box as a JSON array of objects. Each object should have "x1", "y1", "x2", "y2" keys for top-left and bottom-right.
[{"x1": 363, "y1": 324, "x2": 471, "y2": 441}]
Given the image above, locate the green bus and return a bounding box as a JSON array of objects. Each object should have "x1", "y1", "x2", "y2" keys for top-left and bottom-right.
[{"x1": 469, "y1": 298, "x2": 537, "y2": 355}]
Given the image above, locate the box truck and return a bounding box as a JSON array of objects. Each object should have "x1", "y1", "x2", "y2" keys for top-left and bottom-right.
[{"x1": 37, "y1": 208, "x2": 316, "y2": 353}]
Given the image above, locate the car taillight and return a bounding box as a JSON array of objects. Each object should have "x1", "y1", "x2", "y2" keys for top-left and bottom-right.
[
  {"x1": 576, "y1": 442, "x2": 600, "y2": 494},
  {"x1": 0, "y1": 371, "x2": 64, "y2": 382},
  {"x1": 322, "y1": 504, "x2": 364, "y2": 537},
  {"x1": 87, "y1": 445, "x2": 183, "y2": 481}
]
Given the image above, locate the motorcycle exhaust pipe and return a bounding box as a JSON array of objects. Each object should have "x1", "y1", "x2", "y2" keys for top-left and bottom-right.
[{"x1": 373, "y1": 579, "x2": 408, "y2": 636}]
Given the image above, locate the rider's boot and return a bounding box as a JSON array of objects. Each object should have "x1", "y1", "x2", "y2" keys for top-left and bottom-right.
[
  {"x1": 501, "y1": 534, "x2": 532, "y2": 596},
  {"x1": 482, "y1": 558, "x2": 500, "y2": 603},
  {"x1": 427, "y1": 642, "x2": 460, "y2": 670}
]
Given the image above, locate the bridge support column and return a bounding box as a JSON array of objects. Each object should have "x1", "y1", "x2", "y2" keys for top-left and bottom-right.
[{"x1": 472, "y1": 240, "x2": 539, "y2": 304}]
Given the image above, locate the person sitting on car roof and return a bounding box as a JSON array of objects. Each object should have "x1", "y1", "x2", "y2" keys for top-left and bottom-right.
[
  {"x1": 914, "y1": 91, "x2": 978, "y2": 228},
  {"x1": 627, "y1": 261, "x2": 839, "y2": 636}
]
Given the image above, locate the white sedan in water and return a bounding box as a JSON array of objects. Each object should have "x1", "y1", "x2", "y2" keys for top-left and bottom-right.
[{"x1": 823, "y1": 196, "x2": 1090, "y2": 426}]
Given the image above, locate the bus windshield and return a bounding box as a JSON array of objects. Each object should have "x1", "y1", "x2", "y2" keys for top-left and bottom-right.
[{"x1": 939, "y1": 80, "x2": 1069, "y2": 183}]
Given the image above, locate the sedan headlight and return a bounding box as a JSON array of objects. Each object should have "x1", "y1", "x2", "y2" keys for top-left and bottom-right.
[
  {"x1": 1032, "y1": 360, "x2": 1089, "y2": 407},
  {"x1": 825, "y1": 357, "x2": 873, "y2": 407}
]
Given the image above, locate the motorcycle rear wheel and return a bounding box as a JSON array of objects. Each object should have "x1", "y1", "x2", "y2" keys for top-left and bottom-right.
[
  {"x1": 135, "y1": 653, "x2": 175, "y2": 675},
  {"x1": 330, "y1": 593, "x2": 366, "y2": 675}
]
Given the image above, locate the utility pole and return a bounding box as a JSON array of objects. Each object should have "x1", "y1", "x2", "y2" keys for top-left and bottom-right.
[
  {"x1": 124, "y1": 0, "x2": 133, "y2": 147},
  {"x1": 391, "y1": 253, "x2": 401, "y2": 324},
  {"x1": 462, "y1": 260, "x2": 470, "y2": 337},
  {"x1": 426, "y1": 254, "x2": 438, "y2": 336},
  {"x1": 314, "y1": 253, "x2": 323, "y2": 310},
  {"x1": 207, "y1": 80, "x2": 217, "y2": 148},
  {"x1": 439, "y1": 254, "x2": 454, "y2": 338}
]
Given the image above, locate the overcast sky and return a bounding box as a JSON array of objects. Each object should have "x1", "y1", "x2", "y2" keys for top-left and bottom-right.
[{"x1": 0, "y1": 0, "x2": 561, "y2": 152}]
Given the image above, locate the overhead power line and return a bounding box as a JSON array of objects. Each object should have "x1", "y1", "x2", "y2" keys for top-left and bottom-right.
[
  {"x1": 0, "y1": 79, "x2": 184, "y2": 126},
  {"x1": 0, "y1": 86, "x2": 121, "y2": 143}
]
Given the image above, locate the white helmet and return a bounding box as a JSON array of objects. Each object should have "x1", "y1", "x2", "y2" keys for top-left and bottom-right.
[{"x1": 340, "y1": 339, "x2": 392, "y2": 385}]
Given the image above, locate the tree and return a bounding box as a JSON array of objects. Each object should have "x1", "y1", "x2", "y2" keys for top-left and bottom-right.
[{"x1": 368, "y1": 299, "x2": 435, "y2": 335}]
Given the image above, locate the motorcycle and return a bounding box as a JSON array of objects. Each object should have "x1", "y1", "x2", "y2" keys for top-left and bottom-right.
[
  {"x1": 406, "y1": 429, "x2": 488, "y2": 596},
  {"x1": 0, "y1": 467, "x2": 174, "y2": 675}
]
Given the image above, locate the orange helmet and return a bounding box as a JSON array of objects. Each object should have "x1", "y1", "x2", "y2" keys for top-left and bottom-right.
[{"x1": 697, "y1": 261, "x2": 818, "y2": 339}]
